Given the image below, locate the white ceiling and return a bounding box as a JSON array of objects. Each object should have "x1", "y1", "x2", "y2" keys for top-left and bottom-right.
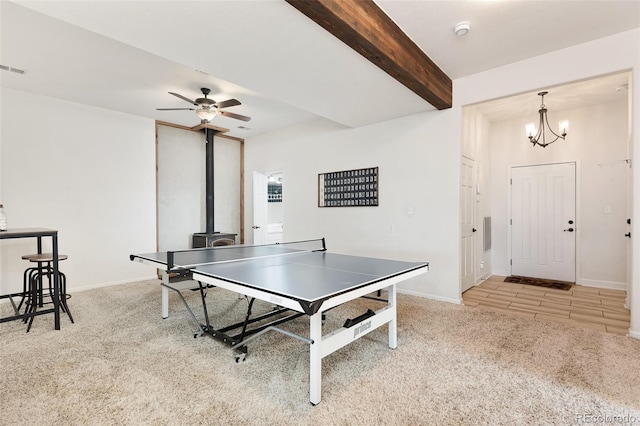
[{"x1": 1, "y1": 0, "x2": 639, "y2": 138}]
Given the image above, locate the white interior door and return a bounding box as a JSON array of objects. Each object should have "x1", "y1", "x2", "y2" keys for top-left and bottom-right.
[
  {"x1": 511, "y1": 163, "x2": 576, "y2": 282},
  {"x1": 461, "y1": 157, "x2": 476, "y2": 292},
  {"x1": 252, "y1": 171, "x2": 268, "y2": 245}
]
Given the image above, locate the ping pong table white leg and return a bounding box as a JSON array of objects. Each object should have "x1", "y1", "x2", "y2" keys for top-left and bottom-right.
[
  {"x1": 388, "y1": 284, "x2": 398, "y2": 349},
  {"x1": 309, "y1": 312, "x2": 323, "y2": 405},
  {"x1": 161, "y1": 271, "x2": 170, "y2": 319}
]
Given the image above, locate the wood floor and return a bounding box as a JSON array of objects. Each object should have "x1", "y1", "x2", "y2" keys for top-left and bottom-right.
[{"x1": 462, "y1": 275, "x2": 630, "y2": 335}]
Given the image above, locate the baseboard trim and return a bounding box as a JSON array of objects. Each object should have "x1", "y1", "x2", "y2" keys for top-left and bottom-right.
[
  {"x1": 475, "y1": 272, "x2": 492, "y2": 284},
  {"x1": 576, "y1": 278, "x2": 627, "y2": 291},
  {"x1": 628, "y1": 329, "x2": 640, "y2": 340},
  {"x1": 398, "y1": 288, "x2": 462, "y2": 305}
]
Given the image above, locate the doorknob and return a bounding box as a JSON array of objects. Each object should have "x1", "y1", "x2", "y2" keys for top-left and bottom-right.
[
  {"x1": 625, "y1": 232, "x2": 631, "y2": 238},
  {"x1": 563, "y1": 228, "x2": 574, "y2": 232},
  {"x1": 472, "y1": 228, "x2": 477, "y2": 232},
  {"x1": 251, "y1": 225, "x2": 261, "y2": 229}
]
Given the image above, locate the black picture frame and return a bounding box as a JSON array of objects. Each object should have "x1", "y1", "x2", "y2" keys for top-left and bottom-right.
[{"x1": 318, "y1": 167, "x2": 378, "y2": 207}]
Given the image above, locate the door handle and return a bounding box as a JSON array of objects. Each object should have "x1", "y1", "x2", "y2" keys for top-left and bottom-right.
[
  {"x1": 472, "y1": 228, "x2": 477, "y2": 232},
  {"x1": 251, "y1": 225, "x2": 261, "y2": 229},
  {"x1": 625, "y1": 232, "x2": 631, "y2": 238},
  {"x1": 563, "y1": 228, "x2": 574, "y2": 232}
]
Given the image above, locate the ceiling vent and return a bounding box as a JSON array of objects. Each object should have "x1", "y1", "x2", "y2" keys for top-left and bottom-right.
[{"x1": 0, "y1": 64, "x2": 26, "y2": 74}]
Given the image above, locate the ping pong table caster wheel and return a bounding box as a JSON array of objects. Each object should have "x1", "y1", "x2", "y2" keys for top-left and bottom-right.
[{"x1": 235, "y1": 353, "x2": 246, "y2": 363}]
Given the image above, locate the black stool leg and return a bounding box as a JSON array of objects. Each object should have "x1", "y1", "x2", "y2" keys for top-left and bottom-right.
[
  {"x1": 59, "y1": 272, "x2": 73, "y2": 323},
  {"x1": 23, "y1": 267, "x2": 40, "y2": 323},
  {"x1": 18, "y1": 266, "x2": 39, "y2": 313},
  {"x1": 25, "y1": 270, "x2": 40, "y2": 332}
]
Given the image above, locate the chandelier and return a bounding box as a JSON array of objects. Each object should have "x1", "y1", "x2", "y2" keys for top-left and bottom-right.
[{"x1": 525, "y1": 91, "x2": 569, "y2": 148}]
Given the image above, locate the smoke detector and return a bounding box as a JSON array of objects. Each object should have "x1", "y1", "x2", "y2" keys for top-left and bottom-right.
[{"x1": 454, "y1": 22, "x2": 470, "y2": 37}]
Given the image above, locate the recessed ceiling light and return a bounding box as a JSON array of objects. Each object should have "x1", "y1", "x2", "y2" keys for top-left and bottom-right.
[{"x1": 454, "y1": 22, "x2": 470, "y2": 37}]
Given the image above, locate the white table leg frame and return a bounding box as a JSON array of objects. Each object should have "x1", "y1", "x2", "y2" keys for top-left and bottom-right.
[
  {"x1": 308, "y1": 284, "x2": 398, "y2": 406},
  {"x1": 161, "y1": 271, "x2": 170, "y2": 319}
]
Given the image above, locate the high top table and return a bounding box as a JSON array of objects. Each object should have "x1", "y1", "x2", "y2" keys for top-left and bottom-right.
[{"x1": 0, "y1": 228, "x2": 61, "y2": 330}]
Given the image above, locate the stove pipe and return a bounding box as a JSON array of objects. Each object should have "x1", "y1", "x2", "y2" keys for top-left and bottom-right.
[{"x1": 205, "y1": 128, "x2": 215, "y2": 234}]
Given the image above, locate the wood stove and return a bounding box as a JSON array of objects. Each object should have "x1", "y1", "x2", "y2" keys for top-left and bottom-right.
[{"x1": 192, "y1": 232, "x2": 236, "y2": 248}]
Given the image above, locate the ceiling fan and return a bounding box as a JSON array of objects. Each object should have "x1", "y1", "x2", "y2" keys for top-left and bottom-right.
[{"x1": 157, "y1": 88, "x2": 251, "y2": 122}]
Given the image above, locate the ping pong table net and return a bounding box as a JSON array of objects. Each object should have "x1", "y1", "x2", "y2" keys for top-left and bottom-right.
[{"x1": 165, "y1": 238, "x2": 327, "y2": 272}]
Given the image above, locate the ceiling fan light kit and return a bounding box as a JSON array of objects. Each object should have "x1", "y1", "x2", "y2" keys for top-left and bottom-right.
[
  {"x1": 157, "y1": 87, "x2": 251, "y2": 123},
  {"x1": 195, "y1": 107, "x2": 218, "y2": 122},
  {"x1": 525, "y1": 91, "x2": 568, "y2": 148}
]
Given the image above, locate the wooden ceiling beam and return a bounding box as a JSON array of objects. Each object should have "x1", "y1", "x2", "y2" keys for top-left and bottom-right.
[{"x1": 286, "y1": 0, "x2": 452, "y2": 110}]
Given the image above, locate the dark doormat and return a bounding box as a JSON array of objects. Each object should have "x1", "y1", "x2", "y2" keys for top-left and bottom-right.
[{"x1": 504, "y1": 276, "x2": 573, "y2": 291}]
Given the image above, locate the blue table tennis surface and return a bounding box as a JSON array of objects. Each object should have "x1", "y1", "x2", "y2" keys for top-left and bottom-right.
[{"x1": 133, "y1": 246, "x2": 427, "y2": 302}]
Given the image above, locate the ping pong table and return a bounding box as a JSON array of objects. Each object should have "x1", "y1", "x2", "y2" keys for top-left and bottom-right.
[{"x1": 130, "y1": 238, "x2": 428, "y2": 405}]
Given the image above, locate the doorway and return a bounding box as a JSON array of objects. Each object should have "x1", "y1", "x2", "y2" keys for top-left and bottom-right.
[
  {"x1": 253, "y1": 171, "x2": 284, "y2": 245},
  {"x1": 510, "y1": 162, "x2": 576, "y2": 282}
]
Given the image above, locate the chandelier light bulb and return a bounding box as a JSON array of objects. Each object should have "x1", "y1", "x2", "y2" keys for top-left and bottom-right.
[
  {"x1": 559, "y1": 120, "x2": 569, "y2": 135},
  {"x1": 196, "y1": 107, "x2": 218, "y2": 122}
]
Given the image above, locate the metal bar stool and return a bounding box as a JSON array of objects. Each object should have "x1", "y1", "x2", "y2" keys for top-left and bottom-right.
[{"x1": 21, "y1": 253, "x2": 73, "y2": 331}]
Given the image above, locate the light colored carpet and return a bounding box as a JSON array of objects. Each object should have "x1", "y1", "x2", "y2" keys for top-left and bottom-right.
[{"x1": 1, "y1": 280, "x2": 639, "y2": 425}]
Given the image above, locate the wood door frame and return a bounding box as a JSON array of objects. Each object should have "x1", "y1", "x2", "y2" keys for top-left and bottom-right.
[{"x1": 507, "y1": 160, "x2": 581, "y2": 281}]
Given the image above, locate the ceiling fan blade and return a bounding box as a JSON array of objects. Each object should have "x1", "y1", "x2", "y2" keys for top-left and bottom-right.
[
  {"x1": 215, "y1": 99, "x2": 241, "y2": 109},
  {"x1": 168, "y1": 92, "x2": 197, "y2": 105},
  {"x1": 219, "y1": 110, "x2": 251, "y2": 122},
  {"x1": 156, "y1": 107, "x2": 195, "y2": 111}
]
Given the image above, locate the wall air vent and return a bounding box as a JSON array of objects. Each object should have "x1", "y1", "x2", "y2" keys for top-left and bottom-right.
[
  {"x1": 0, "y1": 64, "x2": 26, "y2": 74},
  {"x1": 483, "y1": 217, "x2": 491, "y2": 251}
]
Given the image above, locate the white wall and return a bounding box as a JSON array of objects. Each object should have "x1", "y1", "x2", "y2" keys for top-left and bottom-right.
[
  {"x1": 0, "y1": 88, "x2": 157, "y2": 293},
  {"x1": 475, "y1": 110, "x2": 493, "y2": 282},
  {"x1": 157, "y1": 125, "x2": 204, "y2": 250},
  {"x1": 212, "y1": 135, "x2": 241, "y2": 239},
  {"x1": 157, "y1": 125, "x2": 241, "y2": 251},
  {"x1": 245, "y1": 112, "x2": 461, "y2": 304},
  {"x1": 489, "y1": 99, "x2": 629, "y2": 288}
]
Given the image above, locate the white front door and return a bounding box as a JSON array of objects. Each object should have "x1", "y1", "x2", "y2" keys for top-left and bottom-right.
[
  {"x1": 461, "y1": 157, "x2": 476, "y2": 292},
  {"x1": 252, "y1": 171, "x2": 268, "y2": 245},
  {"x1": 511, "y1": 163, "x2": 576, "y2": 282}
]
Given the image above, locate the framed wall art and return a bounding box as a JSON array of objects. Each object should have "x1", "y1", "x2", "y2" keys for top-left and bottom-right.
[{"x1": 318, "y1": 167, "x2": 378, "y2": 207}]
